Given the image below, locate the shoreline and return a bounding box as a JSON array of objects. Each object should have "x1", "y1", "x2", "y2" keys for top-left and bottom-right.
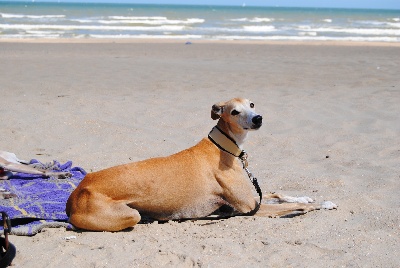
[{"x1": 1, "y1": 38, "x2": 400, "y2": 47}]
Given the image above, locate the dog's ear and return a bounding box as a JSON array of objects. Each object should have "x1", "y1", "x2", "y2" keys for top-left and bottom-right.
[{"x1": 211, "y1": 102, "x2": 224, "y2": 120}]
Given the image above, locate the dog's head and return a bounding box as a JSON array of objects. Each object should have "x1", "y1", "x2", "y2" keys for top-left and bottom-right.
[{"x1": 211, "y1": 98, "x2": 262, "y2": 130}]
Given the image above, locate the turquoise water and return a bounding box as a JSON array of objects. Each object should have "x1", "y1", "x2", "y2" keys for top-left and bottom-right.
[{"x1": 0, "y1": 1, "x2": 399, "y2": 41}]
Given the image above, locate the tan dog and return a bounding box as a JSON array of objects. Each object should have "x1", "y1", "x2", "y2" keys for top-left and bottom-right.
[{"x1": 66, "y1": 98, "x2": 336, "y2": 231}]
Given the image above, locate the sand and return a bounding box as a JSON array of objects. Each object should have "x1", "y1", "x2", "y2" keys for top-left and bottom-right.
[{"x1": 0, "y1": 40, "x2": 399, "y2": 267}]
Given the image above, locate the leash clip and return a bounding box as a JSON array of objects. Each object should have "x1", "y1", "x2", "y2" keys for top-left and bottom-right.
[
  {"x1": 240, "y1": 151, "x2": 254, "y2": 183},
  {"x1": 239, "y1": 151, "x2": 248, "y2": 169},
  {"x1": 238, "y1": 151, "x2": 263, "y2": 216},
  {"x1": 239, "y1": 151, "x2": 261, "y2": 198}
]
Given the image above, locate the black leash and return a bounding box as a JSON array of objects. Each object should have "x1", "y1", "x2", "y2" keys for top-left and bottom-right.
[
  {"x1": 0, "y1": 212, "x2": 16, "y2": 268},
  {"x1": 237, "y1": 151, "x2": 262, "y2": 216}
]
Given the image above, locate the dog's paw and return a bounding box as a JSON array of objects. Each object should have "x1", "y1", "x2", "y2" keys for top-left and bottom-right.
[
  {"x1": 282, "y1": 196, "x2": 314, "y2": 204},
  {"x1": 295, "y1": 196, "x2": 314, "y2": 204},
  {"x1": 321, "y1": 201, "x2": 337, "y2": 210}
]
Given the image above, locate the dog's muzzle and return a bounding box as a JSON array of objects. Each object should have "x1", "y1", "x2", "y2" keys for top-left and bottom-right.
[{"x1": 252, "y1": 115, "x2": 263, "y2": 129}]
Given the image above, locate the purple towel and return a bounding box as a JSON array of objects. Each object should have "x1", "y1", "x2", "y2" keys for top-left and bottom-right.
[{"x1": 0, "y1": 159, "x2": 86, "y2": 236}]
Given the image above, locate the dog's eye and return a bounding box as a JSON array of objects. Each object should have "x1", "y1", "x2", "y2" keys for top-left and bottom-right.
[
  {"x1": 250, "y1": 103, "x2": 254, "y2": 108},
  {"x1": 231, "y1": 110, "x2": 240, "y2": 116}
]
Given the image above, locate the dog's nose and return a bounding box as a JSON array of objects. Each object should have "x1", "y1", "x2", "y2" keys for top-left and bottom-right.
[{"x1": 252, "y1": 115, "x2": 263, "y2": 125}]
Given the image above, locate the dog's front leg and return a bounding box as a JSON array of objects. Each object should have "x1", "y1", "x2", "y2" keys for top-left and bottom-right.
[
  {"x1": 217, "y1": 175, "x2": 257, "y2": 214},
  {"x1": 254, "y1": 194, "x2": 337, "y2": 218}
]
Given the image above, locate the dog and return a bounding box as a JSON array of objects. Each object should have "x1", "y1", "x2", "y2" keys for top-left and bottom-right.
[{"x1": 66, "y1": 98, "x2": 336, "y2": 231}]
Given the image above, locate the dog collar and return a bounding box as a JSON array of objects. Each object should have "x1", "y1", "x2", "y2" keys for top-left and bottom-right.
[{"x1": 208, "y1": 126, "x2": 246, "y2": 158}]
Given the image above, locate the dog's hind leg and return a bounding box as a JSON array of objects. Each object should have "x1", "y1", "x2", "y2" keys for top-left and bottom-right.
[{"x1": 67, "y1": 191, "x2": 141, "y2": 232}]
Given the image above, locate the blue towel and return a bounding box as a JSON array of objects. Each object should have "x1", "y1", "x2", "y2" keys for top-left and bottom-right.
[{"x1": 0, "y1": 159, "x2": 86, "y2": 236}]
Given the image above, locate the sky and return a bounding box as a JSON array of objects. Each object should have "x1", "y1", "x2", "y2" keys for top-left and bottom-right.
[{"x1": 7, "y1": 0, "x2": 400, "y2": 10}]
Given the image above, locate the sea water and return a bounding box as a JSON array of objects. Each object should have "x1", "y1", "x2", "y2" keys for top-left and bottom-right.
[{"x1": 0, "y1": 1, "x2": 399, "y2": 42}]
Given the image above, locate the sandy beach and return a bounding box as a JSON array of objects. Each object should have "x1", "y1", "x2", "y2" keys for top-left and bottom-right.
[{"x1": 0, "y1": 40, "x2": 399, "y2": 267}]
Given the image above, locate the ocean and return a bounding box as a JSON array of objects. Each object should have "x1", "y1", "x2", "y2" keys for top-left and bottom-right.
[{"x1": 0, "y1": 1, "x2": 399, "y2": 42}]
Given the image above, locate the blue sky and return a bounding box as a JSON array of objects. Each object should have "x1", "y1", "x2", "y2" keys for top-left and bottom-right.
[{"x1": 8, "y1": 0, "x2": 400, "y2": 10}]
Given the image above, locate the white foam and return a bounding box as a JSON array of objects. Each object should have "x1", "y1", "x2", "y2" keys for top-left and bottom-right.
[
  {"x1": 327, "y1": 27, "x2": 399, "y2": 35},
  {"x1": 298, "y1": 25, "x2": 312, "y2": 30},
  {"x1": 108, "y1": 16, "x2": 167, "y2": 20},
  {"x1": 323, "y1": 19, "x2": 332, "y2": 23},
  {"x1": 0, "y1": 13, "x2": 65, "y2": 19},
  {"x1": 70, "y1": 19, "x2": 94, "y2": 23},
  {"x1": 353, "y1": 19, "x2": 400, "y2": 28},
  {"x1": 98, "y1": 18, "x2": 204, "y2": 25},
  {"x1": 26, "y1": 30, "x2": 64, "y2": 35},
  {"x1": 231, "y1": 17, "x2": 274, "y2": 23},
  {"x1": 0, "y1": 33, "x2": 59, "y2": 38},
  {"x1": 242, "y1": 25, "x2": 276, "y2": 32},
  {"x1": 387, "y1": 22, "x2": 400, "y2": 28},
  {"x1": 355, "y1": 20, "x2": 387, "y2": 26},
  {"x1": 299, "y1": 26, "x2": 400, "y2": 36},
  {"x1": 0, "y1": 24, "x2": 186, "y2": 32},
  {"x1": 230, "y1": 18, "x2": 248, "y2": 22},
  {"x1": 298, "y1": 31, "x2": 317, "y2": 36},
  {"x1": 250, "y1": 17, "x2": 274, "y2": 23}
]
